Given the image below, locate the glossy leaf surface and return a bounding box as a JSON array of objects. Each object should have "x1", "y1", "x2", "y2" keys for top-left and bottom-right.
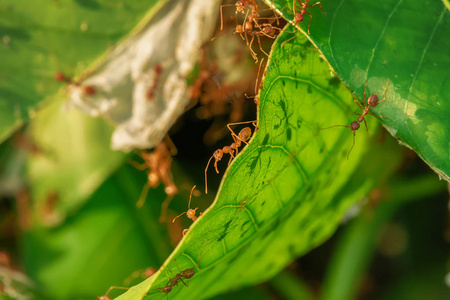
[{"x1": 267, "y1": 0, "x2": 450, "y2": 180}]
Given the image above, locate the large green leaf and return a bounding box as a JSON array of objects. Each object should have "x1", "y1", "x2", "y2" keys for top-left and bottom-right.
[
  {"x1": 23, "y1": 163, "x2": 173, "y2": 300},
  {"x1": 115, "y1": 27, "x2": 402, "y2": 300},
  {"x1": 267, "y1": 0, "x2": 450, "y2": 180},
  {"x1": 0, "y1": 0, "x2": 162, "y2": 143},
  {"x1": 17, "y1": 0, "x2": 167, "y2": 218}
]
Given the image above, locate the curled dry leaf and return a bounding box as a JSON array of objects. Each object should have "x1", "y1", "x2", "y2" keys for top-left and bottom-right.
[{"x1": 67, "y1": 0, "x2": 219, "y2": 151}]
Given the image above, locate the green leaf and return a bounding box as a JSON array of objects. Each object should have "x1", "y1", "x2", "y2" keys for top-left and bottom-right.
[
  {"x1": 26, "y1": 96, "x2": 125, "y2": 219},
  {"x1": 321, "y1": 174, "x2": 446, "y2": 300},
  {"x1": 115, "y1": 27, "x2": 402, "y2": 300},
  {"x1": 0, "y1": 0, "x2": 163, "y2": 143},
  {"x1": 267, "y1": 0, "x2": 450, "y2": 180},
  {"x1": 23, "y1": 163, "x2": 172, "y2": 300},
  {"x1": 17, "y1": 0, "x2": 166, "y2": 218}
]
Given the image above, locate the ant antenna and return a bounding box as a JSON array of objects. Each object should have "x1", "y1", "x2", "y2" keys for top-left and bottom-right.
[
  {"x1": 172, "y1": 185, "x2": 198, "y2": 223},
  {"x1": 245, "y1": 58, "x2": 265, "y2": 104}
]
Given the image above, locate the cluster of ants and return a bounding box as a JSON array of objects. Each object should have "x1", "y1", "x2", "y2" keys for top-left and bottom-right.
[
  {"x1": 58, "y1": 2, "x2": 394, "y2": 299},
  {"x1": 214, "y1": 0, "x2": 325, "y2": 63}
]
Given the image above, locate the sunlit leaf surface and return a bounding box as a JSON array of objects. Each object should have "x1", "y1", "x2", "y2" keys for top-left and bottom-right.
[{"x1": 116, "y1": 26, "x2": 401, "y2": 300}]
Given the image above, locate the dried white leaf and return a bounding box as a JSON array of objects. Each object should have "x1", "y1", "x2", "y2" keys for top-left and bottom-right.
[{"x1": 67, "y1": 0, "x2": 219, "y2": 151}]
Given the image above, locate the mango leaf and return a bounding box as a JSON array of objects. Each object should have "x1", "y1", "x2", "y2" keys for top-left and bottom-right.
[
  {"x1": 114, "y1": 27, "x2": 402, "y2": 300},
  {"x1": 267, "y1": 0, "x2": 450, "y2": 180},
  {"x1": 0, "y1": 0, "x2": 162, "y2": 143}
]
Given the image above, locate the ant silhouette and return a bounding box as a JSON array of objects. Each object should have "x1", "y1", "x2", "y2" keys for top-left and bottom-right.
[
  {"x1": 205, "y1": 122, "x2": 255, "y2": 194},
  {"x1": 320, "y1": 79, "x2": 391, "y2": 159},
  {"x1": 55, "y1": 71, "x2": 96, "y2": 96}
]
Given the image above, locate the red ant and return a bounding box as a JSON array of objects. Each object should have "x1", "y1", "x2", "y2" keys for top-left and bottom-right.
[
  {"x1": 55, "y1": 71, "x2": 96, "y2": 96},
  {"x1": 205, "y1": 121, "x2": 255, "y2": 194},
  {"x1": 219, "y1": 1, "x2": 261, "y2": 30},
  {"x1": 174, "y1": 239, "x2": 209, "y2": 281},
  {"x1": 173, "y1": 185, "x2": 201, "y2": 223},
  {"x1": 281, "y1": 0, "x2": 325, "y2": 47},
  {"x1": 173, "y1": 185, "x2": 202, "y2": 236},
  {"x1": 292, "y1": 0, "x2": 324, "y2": 34},
  {"x1": 233, "y1": 10, "x2": 281, "y2": 62},
  {"x1": 129, "y1": 139, "x2": 178, "y2": 222},
  {"x1": 146, "y1": 64, "x2": 163, "y2": 100},
  {"x1": 245, "y1": 57, "x2": 266, "y2": 105},
  {"x1": 320, "y1": 79, "x2": 391, "y2": 159},
  {"x1": 215, "y1": 1, "x2": 280, "y2": 62}
]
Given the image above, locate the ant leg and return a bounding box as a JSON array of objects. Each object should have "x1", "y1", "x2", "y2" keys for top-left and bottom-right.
[
  {"x1": 347, "y1": 130, "x2": 356, "y2": 160},
  {"x1": 159, "y1": 194, "x2": 174, "y2": 223},
  {"x1": 204, "y1": 156, "x2": 214, "y2": 194},
  {"x1": 306, "y1": 11, "x2": 313, "y2": 34},
  {"x1": 353, "y1": 97, "x2": 365, "y2": 111},
  {"x1": 378, "y1": 78, "x2": 391, "y2": 105},
  {"x1": 227, "y1": 121, "x2": 257, "y2": 143},
  {"x1": 281, "y1": 28, "x2": 299, "y2": 47},
  {"x1": 219, "y1": 4, "x2": 238, "y2": 31},
  {"x1": 364, "y1": 81, "x2": 368, "y2": 107},
  {"x1": 257, "y1": 35, "x2": 269, "y2": 57},
  {"x1": 368, "y1": 112, "x2": 392, "y2": 122},
  {"x1": 227, "y1": 152, "x2": 235, "y2": 166},
  {"x1": 319, "y1": 124, "x2": 351, "y2": 130},
  {"x1": 136, "y1": 183, "x2": 150, "y2": 207},
  {"x1": 247, "y1": 35, "x2": 259, "y2": 63},
  {"x1": 128, "y1": 160, "x2": 147, "y2": 171},
  {"x1": 363, "y1": 118, "x2": 368, "y2": 133},
  {"x1": 309, "y1": 2, "x2": 325, "y2": 14}
]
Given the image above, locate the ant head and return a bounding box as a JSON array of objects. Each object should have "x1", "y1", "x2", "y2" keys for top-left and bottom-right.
[
  {"x1": 238, "y1": 127, "x2": 252, "y2": 141},
  {"x1": 82, "y1": 85, "x2": 96, "y2": 96},
  {"x1": 294, "y1": 13, "x2": 304, "y2": 24},
  {"x1": 55, "y1": 72, "x2": 67, "y2": 82},
  {"x1": 234, "y1": 25, "x2": 244, "y2": 34},
  {"x1": 236, "y1": 1, "x2": 245, "y2": 12},
  {"x1": 350, "y1": 121, "x2": 360, "y2": 131},
  {"x1": 186, "y1": 208, "x2": 198, "y2": 219},
  {"x1": 213, "y1": 149, "x2": 223, "y2": 161},
  {"x1": 161, "y1": 285, "x2": 172, "y2": 294},
  {"x1": 181, "y1": 268, "x2": 195, "y2": 279},
  {"x1": 263, "y1": 25, "x2": 275, "y2": 36},
  {"x1": 367, "y1": 94, "x2": 378, "y2": 107}
]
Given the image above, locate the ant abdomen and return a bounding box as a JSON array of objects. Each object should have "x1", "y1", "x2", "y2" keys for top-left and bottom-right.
[
  {"x1": 367, "y1": 94, "x2": 378, "y2": 107},
  {"x1": 350, "y1": 121, "x2": 360, "y2": 131},
  {"x1": 180, "y1": 269, "x2": 195, "y2": 279}
]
